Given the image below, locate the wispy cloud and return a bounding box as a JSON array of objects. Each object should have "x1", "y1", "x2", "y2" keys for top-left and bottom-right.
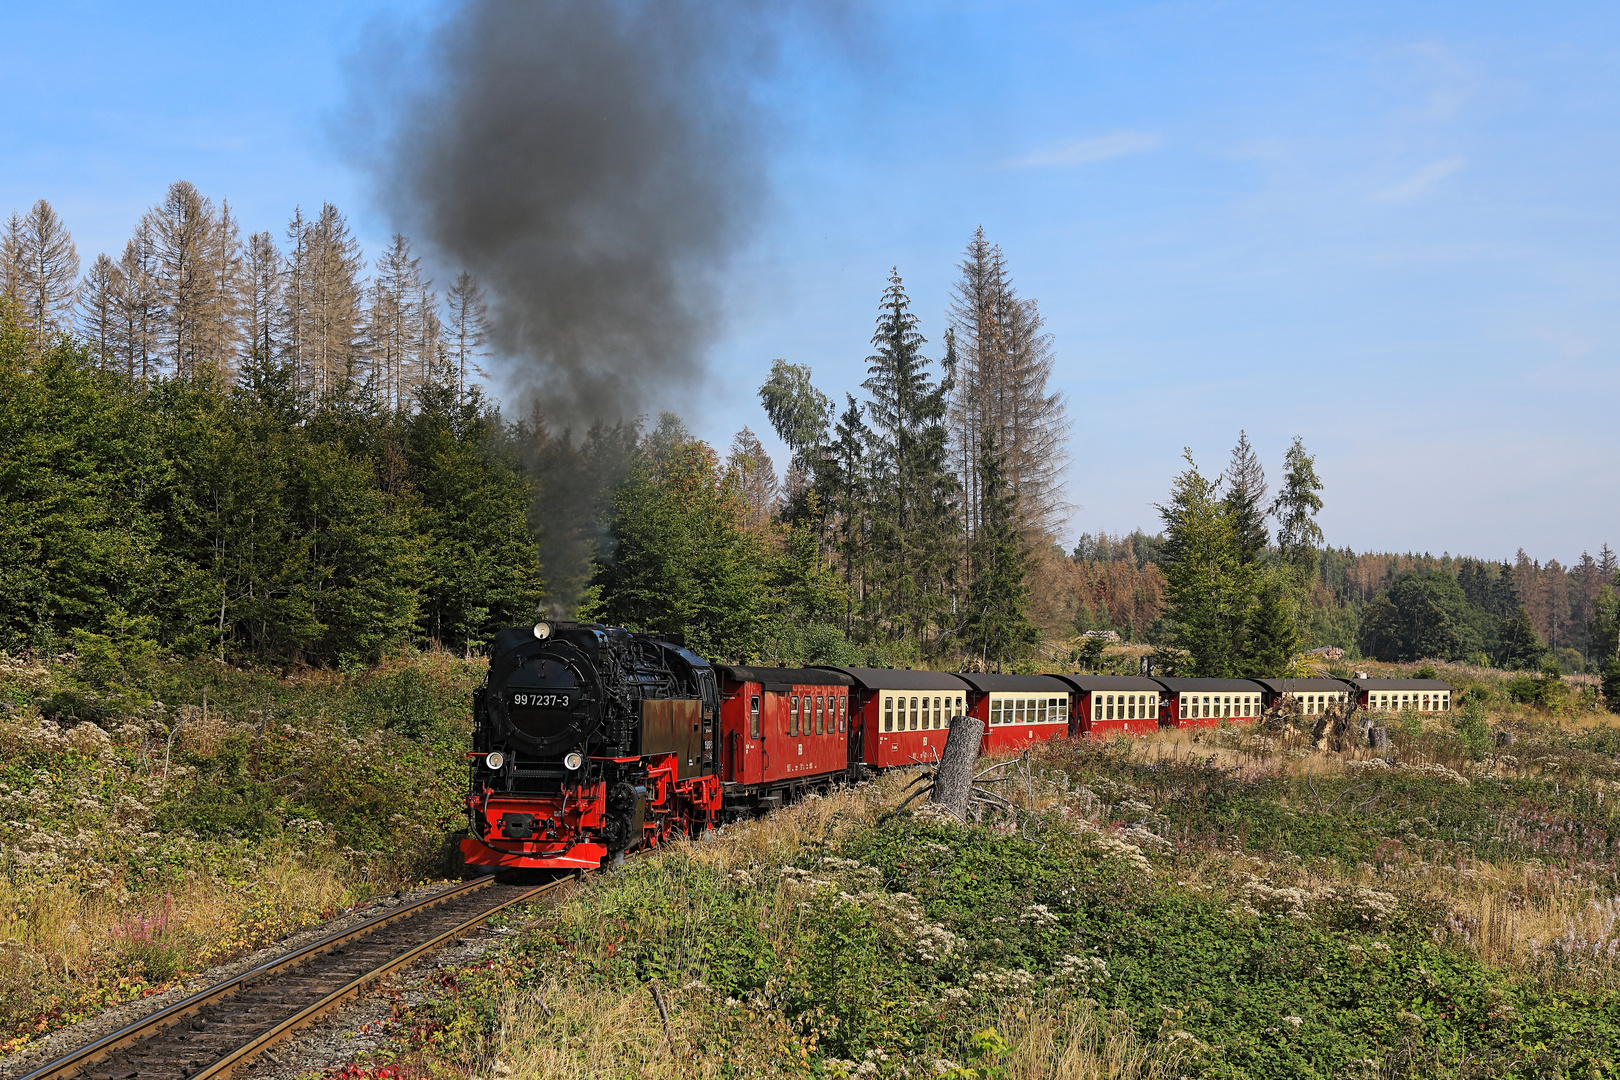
[
  {"x1": 1008, "y1": 131, "x2": 1162, "y2": 169},
  {"x1": 1372, "y1": 157, "x2": 1466, "y2": 203}
]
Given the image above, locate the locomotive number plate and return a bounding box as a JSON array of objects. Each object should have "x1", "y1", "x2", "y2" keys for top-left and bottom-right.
[{"x1": 511, "y1": 693, "x2": 571, "y2": 708}]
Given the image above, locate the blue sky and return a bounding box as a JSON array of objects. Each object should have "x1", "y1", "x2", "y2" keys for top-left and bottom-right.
[{"x1": 3, "y1": 1, "x2": 1616, "y2": 564}]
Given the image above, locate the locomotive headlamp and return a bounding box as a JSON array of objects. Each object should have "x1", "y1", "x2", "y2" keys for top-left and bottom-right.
[
  {"x1": 532, "y1": 621, "x2": 553, "y2": 640},
  {"x1": 563, "y1": 751, "x2": 584, "y2": 772},
  {"x1": 484, "y1": 751, "x2": 506, "y2": 771}
]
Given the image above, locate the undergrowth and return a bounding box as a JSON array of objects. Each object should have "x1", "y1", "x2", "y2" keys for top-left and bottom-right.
[
  {"x1": 335, "y1": 707, "x2": 1620, "y2": 1080},
  {"x1": 0, "y1": 649, "x2": 481, "y2": 1051}
]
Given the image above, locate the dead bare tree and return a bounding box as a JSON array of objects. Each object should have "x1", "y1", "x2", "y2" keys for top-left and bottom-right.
[{"x1": 887, "y1": 715, "x2": 1028, "y2": 823}]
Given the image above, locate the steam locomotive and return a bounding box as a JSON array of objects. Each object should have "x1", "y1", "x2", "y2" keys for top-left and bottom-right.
[
  {"x1": 462, "y1": 621, "x2": 724, "y2": 871},
  {"x1": 462, "y1": 620, "x2": 1452, "y2": 872}
]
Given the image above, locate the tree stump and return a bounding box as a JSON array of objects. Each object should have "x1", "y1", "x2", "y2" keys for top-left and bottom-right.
[
  {"x1": 930, "y1": 713, "x2": 984, "y2": 820},
  {"x1": 1369, "y1": 726, "x2": 1392, "y2": 755}
]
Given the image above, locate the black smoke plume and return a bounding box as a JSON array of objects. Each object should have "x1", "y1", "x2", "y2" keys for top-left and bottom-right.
[{"x1": 356, "y1": 0, "x2": 787, "y2": 420}]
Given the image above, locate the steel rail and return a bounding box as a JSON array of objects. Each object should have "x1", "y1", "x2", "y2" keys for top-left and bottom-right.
[
  {"x1": 186, "y1": 877, "x2": 562, "y2": 1079},
  {"x1": 18, "y1": 875, "x2": 560, "y2": 1080}
]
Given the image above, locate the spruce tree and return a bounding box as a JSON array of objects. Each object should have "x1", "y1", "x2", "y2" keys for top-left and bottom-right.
[
  {"x1": 1222, "y1": 430, "x2": 1269, "y2": 565},
  {"x1": 1156, "y1": 450, "x2": 1252, "y2": 677},
  {"x1": 963, "y1": 434, "x2": 1038, "y2": 666},
  {"x1": 860, "y1": 269, "x2": 957, "y2": 650},
  {"x1": 1497, "y1": 606, "x2": 1547, "y2": 670},
  {"x1": 1271, "y1": 436, "x2": 1325, "y2": 577}
]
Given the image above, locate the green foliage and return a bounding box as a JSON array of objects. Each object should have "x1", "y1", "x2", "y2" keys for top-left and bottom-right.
[
  {"x1": 0, "y1": 306, "x2": 543, "y2": 664},
  {"x1": 402, "y1": 383, "x2": 542, "y2": 648},
  {"x1": 1357, "y1": 571, "x2": 1482, "y2": 662},
  {"x1": 860, "y1": 270, "x2": 959, "y2": 651},
  {"x1": 1156, "y1": 450, "x2": 1299, "y2": 677},
  {"x1": 1498, "y1": 605, "x2": 1549, "y2": 671},
  {"x1": 1157, "y1": 452, "x2": 1249, "y2": 676},
  {"x1": 1270, "y1": 435, "x2": 1324, "y2": 577},
  {"x1": 594, "y1": 415, "x2": 769, "y2": 660},
  {"x1": 962, "y1": 435, "x2": 1038, "y2": 665},
  {"x1": 1594, "y1": 588, "x2": 1620, "y2": 711},
  {"x1": 1450, "y1": 694, "x2": 1491, "y2": 759},
  {"x1": 759, "y1": 359, "x2": 832, "y2": 477},
  {"x1": 0, "y1": 327, "x2": 170, "y2": 655},
  {"x1": 767, "y1": 523, "x2": 850, "y2": 629}
]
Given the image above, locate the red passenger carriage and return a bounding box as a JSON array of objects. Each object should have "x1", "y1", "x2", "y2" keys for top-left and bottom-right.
[
  {"x1": 1049, "y1": 674, "x2": 1163, "y2": 737},
  {"x1": 1150, "y1": 678, "x2": 1266, "y2": 729},
  {"x1": 953, "y1": 673, "x2": 1073, "y2": 752},
  {"x1": 822, "y1": 668, "x2": 973, "y2": 769},
  {"x1": 713, "y1": 665, "x2": 855, "y2": 811}
]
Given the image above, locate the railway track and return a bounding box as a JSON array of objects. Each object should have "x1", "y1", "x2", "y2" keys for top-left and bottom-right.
[{"x1": 21, "y1": 875, "x2": 565, "y2": 1080}]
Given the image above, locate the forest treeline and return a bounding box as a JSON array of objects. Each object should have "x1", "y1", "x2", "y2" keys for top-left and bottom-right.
[
  {"x1": 4, "y1": 187, "x2": 1616, "y2": 696},
  {"x1": 1067, "y1": 514, "x2": 1618, "y2": 676},
  {"x1": 0, "y1": 191, "x2": 1071, "y2": 666}
]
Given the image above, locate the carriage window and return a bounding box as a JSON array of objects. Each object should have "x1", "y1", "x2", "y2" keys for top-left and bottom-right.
[
  {"x1": 990, "y1": 699, "x2": 1000, "y2": 724},
  {"x1": 910, "y1": 696, "x2": 919, "y2": 730},
  {"x1": 933, "y1": 696, "x2": 942, "y2": 728},
  {"x1": 840, "y1": 695, "x2": 847, "y2": 731},
  {"x1": 1106, "y1": 696, "x2": 1115, "y2": 720},
  {"x1": 1179, "y1": 696, "x2": 1187, "y2": 719},
  {"x1": 750, "y1": 695, "x2": 761, "y2": 739},
  {"x1": 790, "y1": 696, "x2": 799, "y2": 737},
  {"x1": 1204, "y1": 696, "x2": 1212, "y2": 718},
  {"x1": 884, "y1": 696, "x2": 894, "y2": 732},
  {"x1": 816, "y1": 695, "x2": 825, "y2": 734}
]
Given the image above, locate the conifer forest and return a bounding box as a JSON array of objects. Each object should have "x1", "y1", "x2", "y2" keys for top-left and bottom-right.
[{"x1": 2, "y1": 190, "x2": 1617, "y2": 696}]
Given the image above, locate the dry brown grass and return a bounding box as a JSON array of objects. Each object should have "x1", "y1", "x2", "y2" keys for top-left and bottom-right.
[{"x1": 1044, "y1": 715, "x2": 1620, "y2": 979}]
